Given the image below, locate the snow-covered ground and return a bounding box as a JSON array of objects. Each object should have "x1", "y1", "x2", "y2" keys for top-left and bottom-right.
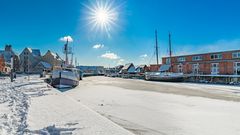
[
  {"x1": 0, "y1": 75, "x2": 134, "y2": 135},
  {"x1": 65, "y1": 76, "x2": 240, "y2": 135},
  {"x1": 1, "y1": 75, "x2": 240, "y2": 135}
]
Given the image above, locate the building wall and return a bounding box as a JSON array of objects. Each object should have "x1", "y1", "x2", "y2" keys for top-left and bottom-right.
[
  {"x1": 162, "y1": 50, "x2": 240, "y2": 75},
  {"x1": 19, "y1": 48, "x2": 41, "y2": 73},
  {"x1": 0, "y1": 56, "x2": 5, "y2": 73},
  {"x1": 149, "y1": 64, "x2": 161, "y2": 72},
  {"x1": 42, "y1": 51, "x2": 63, "y2": 67}
]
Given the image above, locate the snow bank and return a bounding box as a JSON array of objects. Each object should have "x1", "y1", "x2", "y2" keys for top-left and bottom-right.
[{"x1": 0, "y1": 75, "x2": 134, "y2": 135}]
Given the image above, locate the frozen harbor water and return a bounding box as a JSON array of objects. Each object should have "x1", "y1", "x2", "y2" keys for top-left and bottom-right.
[
  {"x1": 65, "y1": 76, "x2": 240, "y2": 135},
  {"x1": 1, "y1": 75, "x2": 240, "y2": 135}
]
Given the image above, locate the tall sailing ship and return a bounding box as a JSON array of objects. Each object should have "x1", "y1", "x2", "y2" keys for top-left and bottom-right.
[
  {"x1": 145, "y1": 30, "x2": 184, "y2": 82},
  {"x1": 51, "y1": 39, "x2": 80, "y2": 88}
]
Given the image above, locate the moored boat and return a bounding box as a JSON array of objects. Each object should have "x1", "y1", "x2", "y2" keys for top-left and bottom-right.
[
  {"x1": 145, "y1": 31, "x2": 184, "y2": 82},
  {"x1": 52, "y1": 67, "x2": 80, "y2": 88},
  {"x1": 50, "y1": 39, "x2": 81, "y2": 88},
  {"x1": 145, "y1": 72, "x2": 184, "y2": 82}
]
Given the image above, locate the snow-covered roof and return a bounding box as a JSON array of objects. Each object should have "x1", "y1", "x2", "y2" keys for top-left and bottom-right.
[
  {"x1": 32, "y1": 49, "x2": 41, "y2": 56},
  {"x1": 24, "y1": 48, "x2": 41, "y2": 57},
  {"x1": 136, "y1": 65, "x2": 147, "y2": 69},
  {"x1": 122, "y1": 63, "x2": 134, "y2": 70},
  {"x1": 45, "y1": 50, "x2": 63, "y2": 60},
  {"x1": 38, "y1": 61, "x2": 52, "y2": 68},
  {"x1": 159, "y1": 64, "x2": 171, "y2": 72},
  {"x1": 0, "y1": 50, "x2": 15, "y2": 63}
]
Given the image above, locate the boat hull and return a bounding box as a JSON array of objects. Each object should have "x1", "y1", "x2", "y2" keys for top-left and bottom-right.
[
  {"x1": 52, "y1": 77, "x2": 79, "y2": 88},
  {"x1": 145, "y1": 72, "x2": 184, "y2": 82},
  {"x1": 145, "y1": 76, "x2": 184, "y2": 82}
]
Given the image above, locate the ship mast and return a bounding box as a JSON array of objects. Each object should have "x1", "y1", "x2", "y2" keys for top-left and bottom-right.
[
  {"x1": 169, "y1": 32, "x2": 172, "y2": 72},
  {"x1": 169, "y1": 32, "x2": 172, "y2": 59},
  {"x1": 155, "y1": 30, "x2": 159, "y2": 65},
  {"x1": 64, "y1": 39, "x2": 69, "y2": 65}
]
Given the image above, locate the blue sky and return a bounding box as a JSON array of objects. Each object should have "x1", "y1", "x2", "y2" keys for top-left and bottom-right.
[{"x1": 0, "y1": 0, "x2": 240, "y2": 66}]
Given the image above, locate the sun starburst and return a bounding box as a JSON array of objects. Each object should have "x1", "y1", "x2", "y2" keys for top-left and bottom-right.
[{"x1": 85, "y1": 0, "x2": 119, "y2": 37}]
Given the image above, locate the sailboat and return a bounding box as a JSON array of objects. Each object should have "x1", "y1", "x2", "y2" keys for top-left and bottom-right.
[
  {"x1": 145, "y1": 31, "x2": 184, "y2": 82},
  {"x1": 51, "y1": 39, "x2": 80, "y2": 88}
]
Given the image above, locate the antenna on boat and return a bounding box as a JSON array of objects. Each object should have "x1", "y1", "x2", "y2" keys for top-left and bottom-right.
[{"x1": 155, "y1": 30, "x2": 159, "y2": 65}]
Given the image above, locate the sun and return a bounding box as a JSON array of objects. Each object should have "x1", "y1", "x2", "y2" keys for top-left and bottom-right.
[
  {"x1": 96, "y1": 9, "x2": 107, "y2": 22},
  {"x1": 85, "y1": 0, "x2": 119, "y2": 37}
]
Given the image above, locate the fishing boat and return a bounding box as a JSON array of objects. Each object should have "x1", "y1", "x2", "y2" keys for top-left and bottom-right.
[
  {"x1": 145, "y1": 31, "x2": 184, "y2": 82},
  {"x1": 52, "y1": 67, "x2": 80, "y2": 88},
  {"x1": 51, "y1": 39, "x2": 80, "y2": 88}
]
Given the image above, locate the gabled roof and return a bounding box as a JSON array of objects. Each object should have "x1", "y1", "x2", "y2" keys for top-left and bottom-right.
[
  {"x1": 122, "y1": 63, "x2": 134, "y2": 70},
  {"x1": 159, "y1": 64, "x2": 171, "y2": 72},
  {"x1": 114, "y1": 65, "x2": 124, "y2": 69},
  {"x1": 44, "y1": 50, "x2": 63, "y2": 61},
  {"x1": 24, "y1": 48, "x2": 41, "y2": 57},
  {"x1": 136, "y1": 65, "x2": 147, "y2": 69},
  {"x1": 37, "y1": 61, "x2": 52, "y2": 69},
  {"x1": 0, "y1": 50, "x2": 14, "y2": 63}
]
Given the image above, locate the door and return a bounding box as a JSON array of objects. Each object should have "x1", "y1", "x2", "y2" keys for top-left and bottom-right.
[
  {"x1": 192, "y1": 64, "x2": 199, "y2": 74},
  {"x1": 234, "y1": 62, "x2": 240, "y2": 75},
  {"x1": 178, "y1": 64, "x2": 183, "y2": 73},
  {"x1": 211, "y1": 63, "x2": 219, "y2": 75}
]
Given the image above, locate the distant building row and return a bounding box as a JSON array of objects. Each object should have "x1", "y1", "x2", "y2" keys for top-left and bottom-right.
[
  {"x1": 162, "y1": 50, "x2": 240, "y2": 75},
  {"x1": 107, "y1": 50, "x2": 240, "y2": 76},
  {"x1": 0, "y1": 45, "x2": 64, "y2": 74}
]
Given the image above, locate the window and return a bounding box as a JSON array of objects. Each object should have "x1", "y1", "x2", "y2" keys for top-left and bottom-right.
[
  {"x1": 192, "y1": 56, "x2": 203, "y2": 61},
  {"x1": 178, "y1": 64, "x2": 183, "y2": 73},
  {"x1": 232, "y1": 52, "x2": 240, "y2": 58},
  {"x1": 210, "y1": 54, "x2": 222, "y2": 60},
  {"x1": 166, "y1": 58, "x2": 171, "y2": 64},
  {"x1": 211, "y1": 63, "x2": 219, "y2": 75},
  {"x1": 234, "y1": 62, "x2": 240, "y2": 75},
  {"x1": 192, "y1": 64, "x2": 199, "y2": 74},
  {"x1": 177, "y1": 57, "x2": 186, "y2": 62}
]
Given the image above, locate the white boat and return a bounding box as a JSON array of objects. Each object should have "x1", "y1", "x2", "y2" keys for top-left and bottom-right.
[
  {"x1": 51, "y1": 39, "x2": 80, "y2": 88},
  {"x1": 145, "y1": 72, "x2": 184, "y2": 82},
  {"x1": 52, "y1": 68, "x2": 80, "y2": 88}
]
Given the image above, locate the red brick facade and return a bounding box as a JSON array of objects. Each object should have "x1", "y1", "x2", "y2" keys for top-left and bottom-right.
[
  {"x1": 149, "y1": 64, "x2": 161, "y2": 72},
  {"x1": 0, "y1": 55, "x2": 5, "y2": 73},
  {"x1": 162, "y1": 50, "x2": 240, "y2": 75}
]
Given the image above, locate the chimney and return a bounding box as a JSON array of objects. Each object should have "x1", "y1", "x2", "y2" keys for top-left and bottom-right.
[{"x1": 5, "y1": 45, "x2": 12, "y2": 52}]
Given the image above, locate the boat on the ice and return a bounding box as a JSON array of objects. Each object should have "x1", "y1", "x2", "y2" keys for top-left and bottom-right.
[
  {"x1": 145, "y1": 31, "x2": 184, "y2": 82},
  {"x1": 51, "y1": 67, "x2": 80, "y2": 88},
  {"x1": 145, "y1": 72, "x2": 184, "y2": 82},
  {"x1": 51, "y1": 39, "x2": 81, "y2": 88}
]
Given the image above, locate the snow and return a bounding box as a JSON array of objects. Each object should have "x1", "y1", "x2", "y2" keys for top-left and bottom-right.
[
  {"x1": 38, "y1": 61, "x2": 52, "y2": 69},
  {"x1": 0, "y1": 75, "x2": 134, "y2": 135},
  {"x1": 65, "y1": 76, "x2": 240, "y2": 135},
  {"x1": 1, "y1": 74, "x2": 240, "y2": 135}
]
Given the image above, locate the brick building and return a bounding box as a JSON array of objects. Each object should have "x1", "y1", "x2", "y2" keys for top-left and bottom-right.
[
  {"x1": 0, "y1": 55, "x2": 5, "y2": 73},
  {"x1": 162, "y1": 50, "x2": 240, "y2": 75},
  {"x1": 148, "y1": 64, "x2": 161, "y2": 72}
]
